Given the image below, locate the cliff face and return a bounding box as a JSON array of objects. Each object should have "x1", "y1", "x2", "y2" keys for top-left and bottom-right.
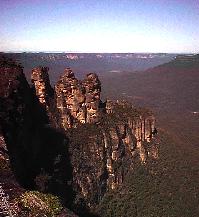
[
  {"x1": 0, "y1": 62, "x2": 30, "y2": 216},
  {"x1": 55, "y1": 68, "x2": 86, "y2": 129},
  {"x1": 52, "y1": 70, "x2": 158, "y2": 208},
  {"x1": 54, "y1": 68, "x2": 101, "y2": 129},
  {"x1": 83, "y1": 73, "x2": 101, "y2": 123},
  {"x1": 31, "y1": 66, "x2": 54, "y2": 110},
  {"x1": 0, "y1": 61, "x2": 158, "y2": 214},
  {"x1": 0, "y1": 61, "x2": 35, "y2": 185},
  {"x1": 68, "y1": 101, "x2": 158, "y2": 207},
  {"x1": 0, "y1": 59, "x2": 76, "y2": 215},
  {"x1": 0, "y1": 61, "x2": 71, "y2": 190}
]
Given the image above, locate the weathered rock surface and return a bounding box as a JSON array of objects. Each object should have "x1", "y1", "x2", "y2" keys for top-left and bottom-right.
[
  {"x1": 68, "y1": 101, "x2": 158, "y2": 207},
  {"x1": 31, "y1": 66, "x2": 54, "y2": 109},
  {"x1": 55, "y1": 68, "x2": 86, "y2": 129},
  {"x1": 55, "y1": 68, "x2": 101, "y2": 129},
  {"x1": 30, "y1": 67, "x2": 158, "y2": 209},
  {"x1": 0, "y1": 60, "x2": 158, "y2": 215},
  {"x1": 83, "y1": 73, "x2": 101, "y2": 123}
]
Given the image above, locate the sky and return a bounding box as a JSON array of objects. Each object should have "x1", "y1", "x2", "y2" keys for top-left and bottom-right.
[{"x1": 0, "y1": 0, "x2": 199, "y2": 53}]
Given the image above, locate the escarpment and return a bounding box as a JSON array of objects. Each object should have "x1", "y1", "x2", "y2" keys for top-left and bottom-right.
[
  {"x1": 0, "y1": 60, "x2": 158, "y2": 214},
  {"x1": 68, "y1": 101, "x2": 158, "y2": 208},
  {"x1": 0, "y1": 61, "x2": 72, "y2": 190},
  {"x1": 31, "y1": 66, "x2": 158, "y2": 209},
  {"x1": 0, "y1": 61, "x2": 36, "y2": 185}
]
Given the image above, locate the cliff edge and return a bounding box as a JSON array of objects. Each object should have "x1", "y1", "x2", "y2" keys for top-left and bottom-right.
[{"x1": 0, "y1": 59, "x2": 158, "y2": 216}]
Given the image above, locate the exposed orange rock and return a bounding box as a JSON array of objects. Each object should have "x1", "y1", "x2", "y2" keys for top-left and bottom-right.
[
  {"x1": 1, "y1": 61, "x2": 158, "y2": 211},
  {"x1": 54, "y1": 68, "x2": 101, "y2": 129},
  {"x1": 31, "y1": 66, "x2": 53, "y2": 109}
]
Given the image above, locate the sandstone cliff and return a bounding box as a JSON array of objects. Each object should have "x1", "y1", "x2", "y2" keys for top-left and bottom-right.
[
  {"x1": 31, "y1": 66, "x2": 54, "y2": 110},
  {"x1": 0, "y1": 58, "x2": 77, "y2": 216},
  {"x1": 32, "y1": 67, "x2": 158, "y2": 208},
  {"x1": 55, "y1": 68, "x2": 86, "y2": 129},
  {"x1": 54, "y1": 68, "x2": 102, "y2": 129},
  {"x1": 68, "y1": 101, "x2": 158, "y2": 208},
  {"x1": 0, "y1": 59, "x2": 35, "y2": 186},
  {"x1": 0, "y1": 60, "x2": 158, "y2": 215}
]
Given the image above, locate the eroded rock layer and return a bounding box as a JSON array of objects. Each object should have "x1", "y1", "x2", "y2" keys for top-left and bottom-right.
[
  {"x1": 55, "y1": 68, "x2": 86, "y2": 129},
  {"x1": 83, "y1": 73, "x2": 101, "y2": 123},
  {"x1": 54, "y1": 68, "x2": 101, "y2": 129},
  {"x1": 31, "y1": 66, "x2": 54, "y2": 109},
  {"x1": 0, "y1": 61, "x2": 158, "y2": 214},
  {"x1": 31, "y1": 67, "x2": 158, "y2": 208},
  {"x1": 68, "y1": 101, "x2": 158, "y2": 207}
]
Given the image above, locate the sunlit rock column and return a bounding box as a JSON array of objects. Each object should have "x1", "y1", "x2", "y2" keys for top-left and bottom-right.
[
  {"x1": 31, "y1": 67, "x2": 53, "y2": 110},
  {"x1": 132, "y1": 117, "x2": 147, "y2": 163},
  {"x1": 144, "y1": 116, "x2": 155, "y2": 142},
  {"x1": 55, "y1": 68, "x2": 86, "y2": 129},
  {"x1": 83, "y1": 73, "x2": 101, "y2": 123}
]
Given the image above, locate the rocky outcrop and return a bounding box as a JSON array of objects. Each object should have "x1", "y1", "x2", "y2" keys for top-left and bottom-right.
[
  {"x1": 31, "y1": 67, "x2": 158, "y2": 209},
  {"x1": 83, "y1": 73, "x2": 101, "y2": 123},
  {"x1": 31, "y1": 66, "x2": 58, "y2": 127},
  {"x1": 31, "y1": 66, "x2": 54, "y2": 110},
  {"x1": 55, "y1": 68, "x2": 86, "y2": 129},
  {"x1": 68, "y1": 101, "x2": 158, "y2": 207},
  {"x1": 55, "y1": 68, "x2": 101, "y2": 129},
  {"x1": 0, "y1": 60, "x2": 158, "y2": 215},
  {"x1": 0, "y1": 61, "x2": 31, "y2": 179}
]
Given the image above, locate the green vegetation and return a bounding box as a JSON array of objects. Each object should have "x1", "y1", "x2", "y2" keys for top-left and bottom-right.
[
  {"x1": 69, "y1": 101, "x2": 152, "y2": 140},
  {"x1": 96, "y1": 131, "x2": 199, "y2": 217},
  {"x1": 96, "y1": 190, "x2": 137, "y2": 217},
  {"x1": 18, "y1": 191, "x2": 63, "y2": 216}
]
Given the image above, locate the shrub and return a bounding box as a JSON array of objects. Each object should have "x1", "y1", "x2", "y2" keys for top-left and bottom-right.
[{"x1": 18, "y1": 191, "x2": 63, "y2": 216}]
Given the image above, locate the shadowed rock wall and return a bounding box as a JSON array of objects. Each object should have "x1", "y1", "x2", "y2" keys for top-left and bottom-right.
[
  {"x1": 0, "y1": 62, "x2": 158, "y2": 214},
  {"x1": 31, "y1": 67, "x2": 158, "y2": 209}
]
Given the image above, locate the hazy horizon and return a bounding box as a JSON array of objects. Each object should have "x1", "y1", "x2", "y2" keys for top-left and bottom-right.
[
  {"x1": 1, "y1": 0, "x2": 199, "y2": 53},
  {"x1": 1, "y1": 51, "x2": 196, "y2": 54}
]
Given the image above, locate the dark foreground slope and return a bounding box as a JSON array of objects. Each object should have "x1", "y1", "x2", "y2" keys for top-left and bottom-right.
[{"x1": 0, "y1": 57, "x2": 78, "y2": 217}]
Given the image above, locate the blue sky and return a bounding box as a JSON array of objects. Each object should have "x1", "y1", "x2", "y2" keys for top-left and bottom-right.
[{"x1": 0, "y1": 0, "x2": 199, "y2": 53}]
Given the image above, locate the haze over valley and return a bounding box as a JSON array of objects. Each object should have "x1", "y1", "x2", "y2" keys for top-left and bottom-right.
[{"x1": 2, "y1": 52, "x2": 176, "y2": 83}]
